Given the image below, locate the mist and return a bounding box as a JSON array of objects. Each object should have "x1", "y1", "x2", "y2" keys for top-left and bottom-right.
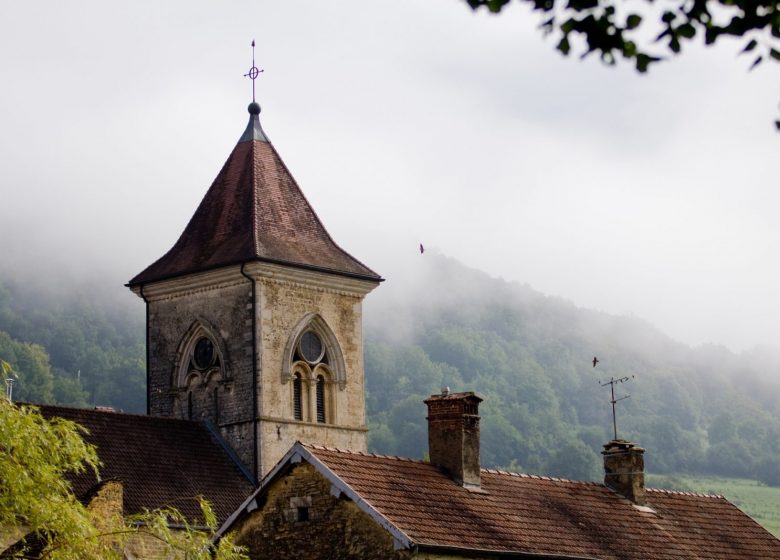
[{"x1": 1, "y1": 0, "x2": 778, "y2": 355}]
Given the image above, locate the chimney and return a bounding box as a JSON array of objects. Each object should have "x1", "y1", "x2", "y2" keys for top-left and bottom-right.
[
  {"x1": 424, "y1": 390, "x2": 483, "y2": 490},
  {"x1": 602, "y1": 439, "x2": 646, "y2": 505}
]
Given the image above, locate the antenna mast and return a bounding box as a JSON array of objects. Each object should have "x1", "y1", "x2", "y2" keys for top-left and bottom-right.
[{"x1": 599, "y1": 375, "x2": 634, "y2": 440}]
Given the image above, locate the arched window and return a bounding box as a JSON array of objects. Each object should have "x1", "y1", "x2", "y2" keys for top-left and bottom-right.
[
  {"x1": 173, "y1": 320, "x2": 228, "y2": 424},
  {"x1": 316, "y1": 375, "x2": 326, "y2": 424},
  {"x1": 285, "y1": 315, "x2": 342, "y2": 424},
  {"x1": 293, "y1": 373, "x2": 303, "y2": 421}
]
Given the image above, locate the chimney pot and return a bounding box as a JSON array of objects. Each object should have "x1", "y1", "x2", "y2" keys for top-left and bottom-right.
[
  {"x1": 425, "y1": 391, "x2": 482, "y2": 489},
  {"x1": 602, "y1": 439, "x2": 645, "y2": 505}
]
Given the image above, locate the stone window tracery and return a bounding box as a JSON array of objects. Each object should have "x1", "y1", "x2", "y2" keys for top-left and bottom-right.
[
  {"x1": 286, "y1": 318, "x2": 340, "y2": 424},
  {"x1": 174, "y1": 320, "x2": 228, "y2": 423}
]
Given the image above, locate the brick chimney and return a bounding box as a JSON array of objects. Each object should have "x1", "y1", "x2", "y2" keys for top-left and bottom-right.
[
  {"x1": 424, "y1": 390, "x2": 483, "y2": 489},
  {"x1": 602, "y1": 439, "x2": 646, "y2": 505}
]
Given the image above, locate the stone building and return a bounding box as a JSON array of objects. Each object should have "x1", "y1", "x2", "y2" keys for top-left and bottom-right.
[
  {"x1": 220, "y1": 392, "x2": 780, "y2": 560},
  {"x1": 7, "y1": 98, "x2": 780, "y2": 559},
  {"x1": 127, "y1": 101, "x2": 382, "y2": 481}
]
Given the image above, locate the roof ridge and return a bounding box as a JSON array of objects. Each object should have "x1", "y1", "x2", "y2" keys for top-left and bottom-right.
[
  {"x1": 481, "y1": 466, "x2": 604, "y2": 486},
  {"x1": 646, "y1": 487, "x2": 725, "y2": 499},
  {"x1": 300, "y1": 443, "x2": 429, "y2": 464},
  {"x1": 260, "y1": 141, "x2": 379, "y2": 278}
]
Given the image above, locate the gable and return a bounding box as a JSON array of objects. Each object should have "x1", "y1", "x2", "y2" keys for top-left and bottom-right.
[{"x1": 231, "y1": 461, "x2": 400, "y2": 560}]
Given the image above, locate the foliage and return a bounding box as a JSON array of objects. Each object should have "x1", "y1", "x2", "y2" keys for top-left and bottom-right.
[
  {"x1": 364, "y1": 254, "x2": 780, "y2": 482},
  {"x1": 2, "y1": 256, "x2": 780, "y2": 486},
  {"x1": 0, "y1": 279, "x2": 143, "y2": 411},
  {"x1": 465, "y1": 0, "x2": 780, "y2": 128},
  {"x1": 0, "y1": 399, "x2": 247, "y2": 560}
]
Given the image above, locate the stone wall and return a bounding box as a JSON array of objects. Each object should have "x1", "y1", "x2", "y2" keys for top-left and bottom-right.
[
  {"x1": 251, "y1": 262, "x2": 375, "y2": 474},
  {"x1": 137, "y1": 262, "x2": 378, "y2": 480},
  {"x1": 233, "y1": 463, "x2": 408, "y2": 560},
  {"x1": 140, "y1": 267, "x2": 256, "y2": 472}
]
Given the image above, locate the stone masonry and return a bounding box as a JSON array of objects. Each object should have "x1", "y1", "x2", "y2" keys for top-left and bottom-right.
[{"x1": 136, "y1": 261, "x2": 378, "y2": 481}]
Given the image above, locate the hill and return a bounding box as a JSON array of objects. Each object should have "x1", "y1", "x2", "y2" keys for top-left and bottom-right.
[
  {"x1": 1, "y1": 254, "x2": 780, "y2": 484},
  {"x1": 363, "y1": 253, "x2": 780, "y2": 482}
]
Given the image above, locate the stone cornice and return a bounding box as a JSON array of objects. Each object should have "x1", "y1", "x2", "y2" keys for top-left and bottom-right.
[
  {"x1": 243, "y1": 261, "x2": 379, "y2": 297},
  {"x1": 129, "y1": 266, "x2": 248, "y2": 301},
  {"x1": 130, "y1": 261, "x2": 380, "y2": 302}
]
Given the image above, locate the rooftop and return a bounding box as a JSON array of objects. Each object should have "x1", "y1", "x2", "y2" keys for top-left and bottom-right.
[
  {"x1": 37, "y1": 405, "x2": 255, "y2": 524},
  {"x1": 129, "y1": 104, "x2": 380, "y2": 286}
]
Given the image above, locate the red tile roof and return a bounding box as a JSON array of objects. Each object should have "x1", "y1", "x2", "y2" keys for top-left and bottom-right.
[
  {"x1": 37, "y1": 405, "x2": 255, "y2": 524},
  {"x1": 129, "y1": 112, "x2": 380, "y2": 286},
  {"x1": 248, "y1": 443, "x2": 780, "y2": 559}
]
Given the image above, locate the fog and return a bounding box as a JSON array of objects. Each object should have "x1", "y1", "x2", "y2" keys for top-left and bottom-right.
[{"x1": 0, "y1": 0, "x2": 777, "y2": 353}]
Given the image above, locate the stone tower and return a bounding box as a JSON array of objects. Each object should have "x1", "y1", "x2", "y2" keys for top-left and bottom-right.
[{"x1": 128, "y1": 102, "x2": 381, "y2": 480}]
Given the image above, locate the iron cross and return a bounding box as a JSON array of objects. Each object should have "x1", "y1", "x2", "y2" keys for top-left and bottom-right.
[{"x1": 244, "y1": 40, "x2": 264, "y2": 102}]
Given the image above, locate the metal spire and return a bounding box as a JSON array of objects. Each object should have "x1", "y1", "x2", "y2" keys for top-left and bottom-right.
[{"x1": 244, "y1": 39, "x2": 263, "y2": 102}]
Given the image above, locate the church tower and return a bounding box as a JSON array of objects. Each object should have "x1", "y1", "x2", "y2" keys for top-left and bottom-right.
[{"x1": 128, "y1": 100, "x2": 381, "y2": 480}]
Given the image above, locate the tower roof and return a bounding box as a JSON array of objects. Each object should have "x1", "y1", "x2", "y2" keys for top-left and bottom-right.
[{"x1": 129, "y1": 104, "x2": 381, "y2": 286}]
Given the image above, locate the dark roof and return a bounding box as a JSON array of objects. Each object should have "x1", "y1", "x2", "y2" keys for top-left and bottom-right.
[
  {"x1": 37, "y1": 405, "x2": 255, "y2": 524},
  {"x1": 129, "y1": 108, "x2": 380, "y2": 286},
  {"x1": 227, "y1": 443, "x2": 780, "y2": 559}
]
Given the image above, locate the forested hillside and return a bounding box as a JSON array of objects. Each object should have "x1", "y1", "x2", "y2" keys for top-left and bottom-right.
[
  {"x1": 0, "y1": 278, "x2": 144, "y2": 412},
  {"x1": 2, "y1": 253, "x2": 780, "y2": 484},
  {"x1": 362, "y1": 254, "x2": 780, "y2": 483}
]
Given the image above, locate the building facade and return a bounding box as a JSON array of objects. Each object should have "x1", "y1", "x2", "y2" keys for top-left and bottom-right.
[{"x1": 128, "y1": 102, "x2": 381, "y2": 479}]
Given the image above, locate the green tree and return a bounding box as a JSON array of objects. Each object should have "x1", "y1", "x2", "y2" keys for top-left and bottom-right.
[
  {"x1": 465, "y1": 0, "x2": 780, "y2": 128},
  {"x1": 0, "y1": 399, "x2": 247, "y2": 560}
]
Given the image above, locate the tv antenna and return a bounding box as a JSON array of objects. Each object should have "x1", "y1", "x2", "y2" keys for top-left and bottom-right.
[
  {"x1": 599, "y1": 375, "x2": 635, "y2": 441},
  {"x1": 244, "y1": 39, "x2": 264, "y2": 102}
]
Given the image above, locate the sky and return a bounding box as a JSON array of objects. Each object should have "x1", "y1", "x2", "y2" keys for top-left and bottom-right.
[{"x1": 0, "y1": 1, "x2": 777, "y2": 353}]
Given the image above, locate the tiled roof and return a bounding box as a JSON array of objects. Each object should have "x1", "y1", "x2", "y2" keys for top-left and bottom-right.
[
  {"x1": 296, "y1": 444, "x2": 780, "y2": 559},
  {"x1": 37, "y1": 405, "x2": 255, "y2": 524},
  {"x1": 129, "y1": 110, "x2": 380, "y2": 286}
]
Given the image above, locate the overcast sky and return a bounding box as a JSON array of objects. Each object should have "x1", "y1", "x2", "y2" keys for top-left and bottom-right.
[{"x1": 0, "y1": 1, "x2": 777, "y2": 352}]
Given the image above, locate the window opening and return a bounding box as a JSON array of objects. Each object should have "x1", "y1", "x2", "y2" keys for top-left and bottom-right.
[
  {"x1": 316, "y1": 375, "x2": 326, "y2": 423},
  {"x1": 193, "y1": 337, "x2": 216, "y2": 370},
  {"x1": 297, "y1": 506, "x2": 310, "y2": 522},
  {"x1": 299, "y1": 331, "x2": 323, "y2": 363},
  {"x1": 293, "y1": 373, "x2": 303, "y2": 421}
]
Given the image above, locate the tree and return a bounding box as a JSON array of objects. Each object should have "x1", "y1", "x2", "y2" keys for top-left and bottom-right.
[
  {"x1": 465, "y1": 0, "x2": 780, "y2": 128},
  {"x1": 0, "y1": 399, "x2": 247, "y2": 560}
]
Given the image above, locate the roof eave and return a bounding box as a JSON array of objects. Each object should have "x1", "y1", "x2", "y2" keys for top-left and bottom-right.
[
  {"x1": 127, "y1": 256, "x2": 383, "y2": 289},
  {"x1": 413, "y1": 543, "x2": 602, "y2": 560}
]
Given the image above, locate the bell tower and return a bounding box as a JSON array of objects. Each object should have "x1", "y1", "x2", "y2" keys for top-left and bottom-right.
[{"x1": 128, "y1": 99, "x2": 381, "y2": 480}]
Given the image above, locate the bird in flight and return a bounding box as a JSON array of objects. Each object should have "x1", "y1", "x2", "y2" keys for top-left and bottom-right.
[
  {"x1": 419, "y1": 243, "x2": 424, "y2": 254},
  {"x1": 592, "y1": 356, "x2": 599, "y2": 368}
]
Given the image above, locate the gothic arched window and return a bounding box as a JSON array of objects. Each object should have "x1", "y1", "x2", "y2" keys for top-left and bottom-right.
[
  {"x1": 316, "y1": 375, "x2": 326, "y2": 424},
  {"x1": 293, "y1": 373, "x2": 303, "y2": 421}
]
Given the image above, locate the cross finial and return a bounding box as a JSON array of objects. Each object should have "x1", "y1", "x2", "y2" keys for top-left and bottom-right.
[
  {"x1": 598, "y1": 374, "x2": 635, "y2": 440},
  {"x1": 244, "y1": 39, "x2": 263, "y2": 102}
]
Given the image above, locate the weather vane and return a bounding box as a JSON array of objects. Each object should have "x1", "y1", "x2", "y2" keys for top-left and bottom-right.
[
  {"x1": 244, "y1": 39, "x2": 263, "y2": 102},
  {"x1": 599, "y1": 373, "x2": 635, "y2": 441}
]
